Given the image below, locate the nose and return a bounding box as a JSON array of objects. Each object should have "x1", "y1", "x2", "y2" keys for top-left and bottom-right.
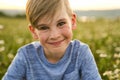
[{"x1": 49, "y1": 27, "x2": 60, "y2": 40}]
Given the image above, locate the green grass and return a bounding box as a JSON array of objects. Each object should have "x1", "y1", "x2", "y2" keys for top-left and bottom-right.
[
  {"x1": 0, "y1": 17, "x2": 33, "y2": 79},
  {"x1": 0, "y1": 16, "x2": 120, "y2": 79}
]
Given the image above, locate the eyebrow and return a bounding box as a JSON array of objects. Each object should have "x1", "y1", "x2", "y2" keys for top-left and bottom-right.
[
  {"x1": 36, "y1": 24, "x2": 47, "y2": 27},
  {"x1": 57, "y1": 18, "x2": 66, "y2": 22},
  {"x1": 36, "y1": 18, "x2": 66, "y2": 27}
]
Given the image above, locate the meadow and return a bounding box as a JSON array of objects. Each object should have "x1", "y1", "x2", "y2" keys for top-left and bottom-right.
[{"x1": 0, "y1": 16, "x2": 120, "y2": 80}]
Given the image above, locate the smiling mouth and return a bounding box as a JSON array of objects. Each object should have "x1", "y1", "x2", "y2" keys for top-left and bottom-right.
[{"x1": 48, "y1": 39, "x2": 64, "y2": 46}]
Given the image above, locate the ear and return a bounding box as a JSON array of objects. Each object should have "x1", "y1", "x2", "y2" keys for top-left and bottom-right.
[
  {"x1": 29, "y1": 25, "x2": 38, "y2": 39},
  {"x1": 71, "y1": 13, "x2": 77, "y2": 30}
]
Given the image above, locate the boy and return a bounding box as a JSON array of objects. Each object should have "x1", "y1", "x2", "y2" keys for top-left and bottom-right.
[{"x1": 2, "y1": 0, "x2": 102, "y2": 80}]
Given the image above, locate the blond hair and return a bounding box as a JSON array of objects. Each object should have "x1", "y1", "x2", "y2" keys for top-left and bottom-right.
[{"x1": 26, "y1": 0, "x2": 73, "y2": 27}]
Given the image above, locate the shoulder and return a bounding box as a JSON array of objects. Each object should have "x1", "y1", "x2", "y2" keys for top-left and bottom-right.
[
  {"x1": 71, "y1": 39, "x2": 89, "y2": 50},
  {"x1": 13, "y1": 41, "x2": 42, "y2": 63},
  {"x1": 17, "y1": 41, "x2": 41, "y2": 55},
  {"x1": 19, "y1": 41, "x2": 40, "y2": 50},
  {"x1": 71, "y1": 39, "x2": 92, "y2": 59}
]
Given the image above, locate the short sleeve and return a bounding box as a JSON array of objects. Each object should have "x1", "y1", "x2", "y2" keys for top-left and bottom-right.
[
  {"x1": 2, "y1": 48, "x2": 26, "y2": 80},
  {"x1": 80, "y1": 45, "x2": 101, "y2": 80}
]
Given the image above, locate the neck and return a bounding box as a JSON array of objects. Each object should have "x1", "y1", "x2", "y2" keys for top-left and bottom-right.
[{"x1": 44, "y1": 50, "x2": 65, "y2": 64}]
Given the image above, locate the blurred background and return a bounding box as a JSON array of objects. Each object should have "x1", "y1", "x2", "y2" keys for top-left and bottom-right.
[{"x1": 0, "y1": 0, "x2": 120, "y2": 79}]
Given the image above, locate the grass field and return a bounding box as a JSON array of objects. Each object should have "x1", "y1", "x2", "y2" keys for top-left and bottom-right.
[{"x1": 0, "y1": 16, "x2": 120, "y2": 80}]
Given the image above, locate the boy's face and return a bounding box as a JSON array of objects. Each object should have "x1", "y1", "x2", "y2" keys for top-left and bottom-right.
[{"x1": 29, "y1": 9, "x2": 76, "y2": 55}]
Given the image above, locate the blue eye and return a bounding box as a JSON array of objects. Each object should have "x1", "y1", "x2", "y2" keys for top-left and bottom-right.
[{"x1": 57, "y1": 22, "x2": 66, "y2": 27}]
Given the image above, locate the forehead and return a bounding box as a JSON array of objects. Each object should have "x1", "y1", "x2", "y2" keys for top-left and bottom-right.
[{"x1": 38, "y1": 9, "x2": 70, "y2": 25}]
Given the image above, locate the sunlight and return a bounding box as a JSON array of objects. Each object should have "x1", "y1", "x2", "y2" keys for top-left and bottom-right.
[
  {"x1": 69, "y1": 0, "x2": 120, "y2": 10},
  {"x1": 0, "y1": 0, "x2": 27, "y2": 10},
  {"x1": 0, "y1": 0, "x2": 120, "y2": 10}
]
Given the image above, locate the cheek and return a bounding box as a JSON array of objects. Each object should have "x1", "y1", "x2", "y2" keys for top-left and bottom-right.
[
  {"x1": 62, "y1": 27, "x2": 73, "y2": 39},
  {"x1": 37, "y1": 33, "x2": 48, "y2": 43}
]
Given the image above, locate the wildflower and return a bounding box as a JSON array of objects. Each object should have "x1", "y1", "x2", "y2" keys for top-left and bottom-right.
[
  {"x1": 99, "y1": 53, "x2": 107, "y2": 58},
  {"x1": 114, "y1": 69, "x2": 120, "y2": 74},
  {"x1": 0, "y1": 25, "x2": 4, "y2": 30},
  {"x1": 0, "y1": 46, "x2": 5, "y2": 52},
  {"x1": 115, "y1": 47, "x2": 120, "y2": 52},
  {"x1": 7, "y1": 53, "x2": 14, "y2": 59},
  {"x1": 114, "y1": 53, "x2": 120, "y2": 58},
  {"x1": 0, "y1": 40, "x2": 5, "y2": 45},
  {"x1": 103, "y1": 71, "x2": 112, "y2": 76}
]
